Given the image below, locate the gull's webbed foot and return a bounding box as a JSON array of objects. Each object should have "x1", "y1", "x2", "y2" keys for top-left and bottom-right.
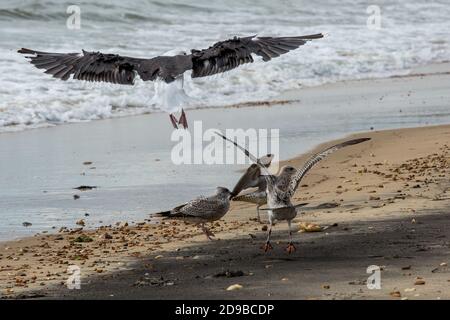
[
  {"x1": 286, "y1": 242, "x2": 296, "y2": 254},
  {"x1": 201, "y1": 225, "x2": 215, "y2": 241},
  {"x1": 262, "y1": 241, "x2": 273, "y2": 253},
  {"x1": 205, "y1": 229, "x2": 215, "y2": 241}
]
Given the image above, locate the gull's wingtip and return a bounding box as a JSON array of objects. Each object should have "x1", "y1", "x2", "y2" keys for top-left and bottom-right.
[
  {"x1": 355, "y1": 137, "x2": 371, "y2": 143},
  {"x1": 18, "y1": 48, "x2": 34, "y2": 54},
  {"x1": 301, "y1": 33, "x2": 328, "y2": 40},
  {"x1": 154, "y1": 210, "x2": 171, "y2": 217},
  {"x1": 214, "y1": 130, "x2": 227, "y2": 139},
  {"x1": 344, "y1": 137, "x2": 371, "y2": 146}
]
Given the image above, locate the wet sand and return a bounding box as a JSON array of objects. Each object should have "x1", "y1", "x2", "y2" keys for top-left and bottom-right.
[{"x1": 1, "y1": 124, "x2": 449, "y2": 299}]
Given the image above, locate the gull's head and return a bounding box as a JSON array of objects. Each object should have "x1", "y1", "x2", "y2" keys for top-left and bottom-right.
[
  {"x1": 216, "y1": 186, "x2": 231, "y2": 197},
  {"x1": 259, "y1": 153, "x2": 274, "y2": 167},
  {"x1": 280, "y1": 165, "x2": 297, "y2": 177},
  {"x1": 161, "y1": 48, "x2": 188, "y2": 57}
]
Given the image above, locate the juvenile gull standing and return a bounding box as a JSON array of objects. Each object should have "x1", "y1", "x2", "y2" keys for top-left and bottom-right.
[
  {"x1": 216, "y1": 132, "x2": 370, "y2": 253},
  {"x1": 18, "y1": 33, "x2": 324, "y2": 129},
  {"x1": 155, "y1": 187, "x2": 231, "y2": 240}
]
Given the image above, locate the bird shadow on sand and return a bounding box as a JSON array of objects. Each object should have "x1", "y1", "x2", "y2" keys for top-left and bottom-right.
[{"x1": 20, "y1": 208, "x2": 450, "y2": 299}]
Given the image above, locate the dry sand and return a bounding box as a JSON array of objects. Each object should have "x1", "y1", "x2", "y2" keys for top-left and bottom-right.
[{"x1": 1, "y1": 123, "x2": 449, "y2": 300}]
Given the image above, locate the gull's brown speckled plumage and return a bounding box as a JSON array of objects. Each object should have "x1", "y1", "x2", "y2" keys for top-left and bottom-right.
[
  {"x1": 156, "y1": 187, "x2": 231, "y2": 240},
  {"x1": 217, "y1": 131, "x2": 371, "y2": 253}
]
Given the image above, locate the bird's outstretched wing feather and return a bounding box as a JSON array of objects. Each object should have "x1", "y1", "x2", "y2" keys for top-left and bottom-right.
[
  {"x1": 190, "y1": 33, "x2": 324, "y2": 78},
  {"x1": 287, "y1": 138, "x2": 371, "y2": 197},
  {"x1": 18, "y1": 48, "x2": 147, "y2": 85},
  {"x1": 215, "y1": 132, "x2": 276, "y2": 188},
  {"x1": 230, "y1": 164, "x2": 261, "y2": 197}
]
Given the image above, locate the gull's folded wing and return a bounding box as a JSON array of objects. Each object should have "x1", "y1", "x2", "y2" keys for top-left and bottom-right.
[{"x1": 175, "y1": 196, "x2": 225, "y2": 218}]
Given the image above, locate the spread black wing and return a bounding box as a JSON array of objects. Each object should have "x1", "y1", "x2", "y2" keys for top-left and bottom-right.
[
  {"x1": 190, "y1": 33, "x2": 324, "y2": 78},
  {"x1": 18, "y1": 33, "x2": 323, "y2": 85},
  {"x1": 18, "y1": 48, "x2": 194, "y2": 84},
  {"x1": 18, "y1": 48, "x2": 147, "y2": 85}
]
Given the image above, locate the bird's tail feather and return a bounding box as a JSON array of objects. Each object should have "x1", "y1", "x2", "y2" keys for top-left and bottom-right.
[{"x1": 154, "y1": 210, "x2": 172, "y2": 216}]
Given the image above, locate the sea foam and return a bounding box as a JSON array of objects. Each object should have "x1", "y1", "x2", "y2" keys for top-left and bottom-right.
[{"x1": 1, "y1": 0, "x2": 449, "y2": 131}]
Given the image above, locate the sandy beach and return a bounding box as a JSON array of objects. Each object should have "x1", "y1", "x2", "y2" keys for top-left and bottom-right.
[{"x1": 1, "y1": 118, "x2": 450, "y2": 299}]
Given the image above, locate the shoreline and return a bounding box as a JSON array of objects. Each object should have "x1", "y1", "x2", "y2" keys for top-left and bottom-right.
[{"x1": 1, "y1": 123, "x2": 450, "y2": 299}]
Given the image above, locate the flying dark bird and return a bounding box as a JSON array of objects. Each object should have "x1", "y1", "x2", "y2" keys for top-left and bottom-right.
[
  {"x1": 216, "y1": 132, "x2": 370, "y2": 254},
  {"x1": 18, "y1": 33, "x2": 325, "y2": 129},
  {"x1": 155, "y1": 187, "x2": 232, "y2": 240}
]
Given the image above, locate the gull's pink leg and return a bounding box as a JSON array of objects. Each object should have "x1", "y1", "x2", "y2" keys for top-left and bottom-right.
[
  {"x1": 169, "y1": 114, "x2": 178, "y2": 129},
  {"x1": 178, "y1": 109, "x2": 188, "y2": 129},
  {"x1": 286, "y1": 220, "x2": 296, "y2": 254},
  {"x1": 262, "y1": 220, "x2": 273, "y2": 252},
  {"x1": 200, "y1": 223, "x2": 215, "y2": 241}
]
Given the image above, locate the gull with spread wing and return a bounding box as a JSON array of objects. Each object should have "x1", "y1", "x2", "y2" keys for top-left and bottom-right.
[{"x1": 216, "y1": 132, "x2": 370, "y2": 253}]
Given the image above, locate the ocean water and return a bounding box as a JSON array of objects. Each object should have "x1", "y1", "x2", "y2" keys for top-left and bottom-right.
[{"x1": 1, "y1": 0, "x2": 450, "y2": 131}]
